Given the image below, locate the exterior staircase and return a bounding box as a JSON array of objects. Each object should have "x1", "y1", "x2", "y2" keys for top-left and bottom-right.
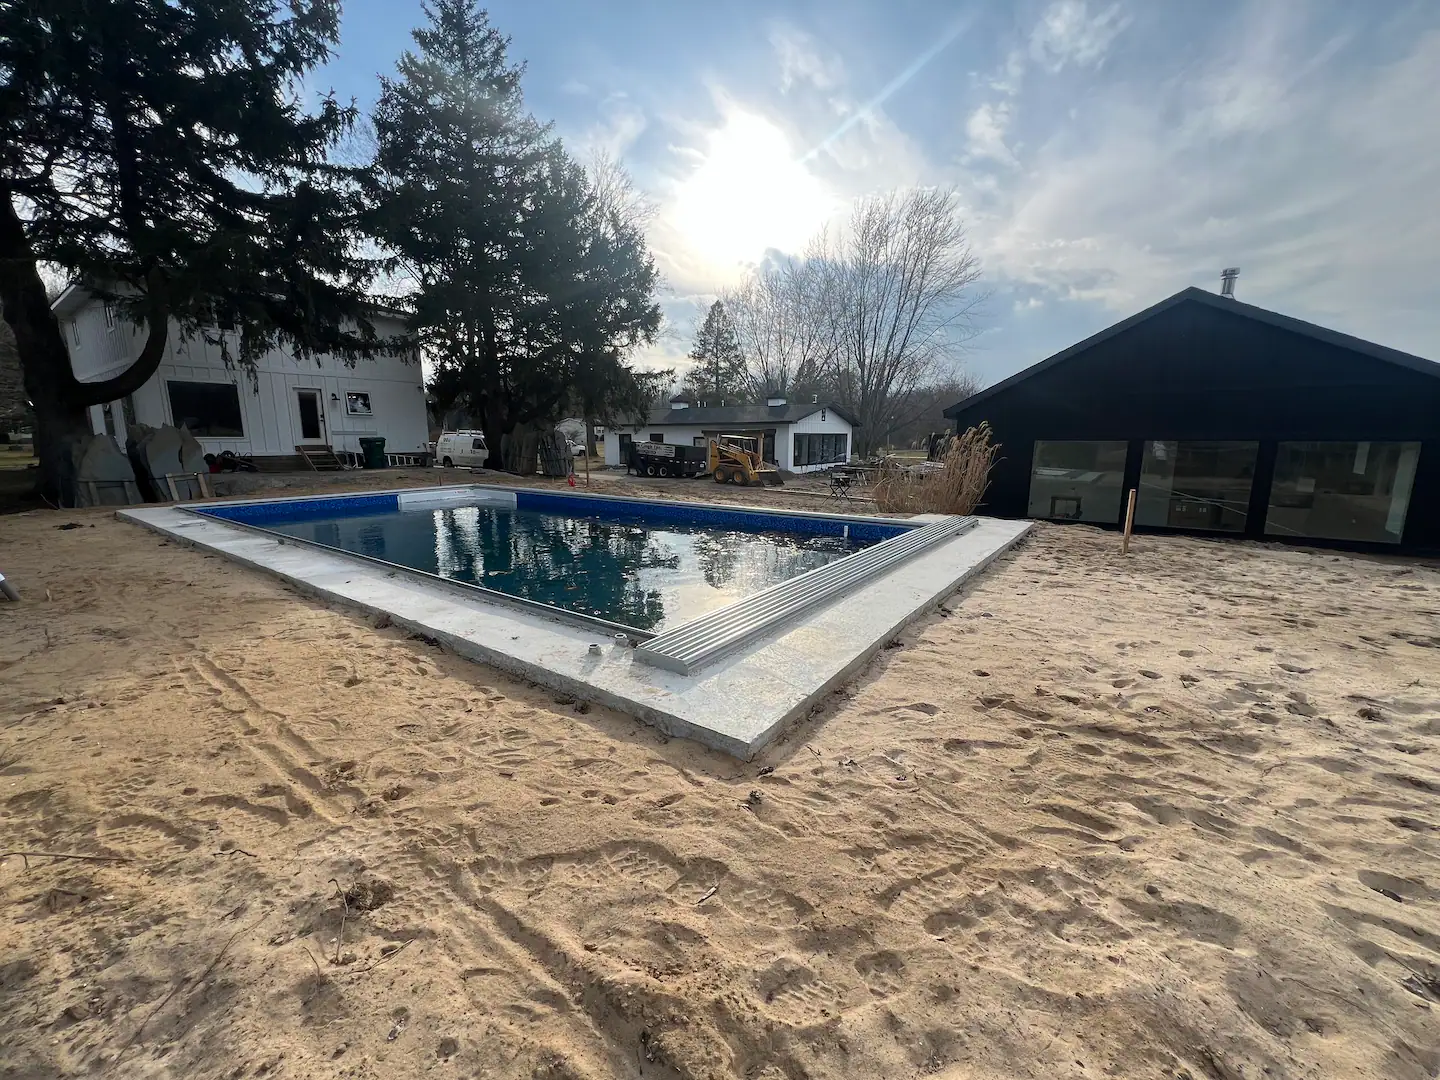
[{"x1": 295, "y1": 444, "x2": 345, "y2": 471}]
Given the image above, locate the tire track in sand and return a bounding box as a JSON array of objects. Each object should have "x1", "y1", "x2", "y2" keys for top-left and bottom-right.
[{"x1": 183, "y1": 652, "x2": 361, "y2": 825}]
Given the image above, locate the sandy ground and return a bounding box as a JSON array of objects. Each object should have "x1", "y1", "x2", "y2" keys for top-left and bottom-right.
[{"x1": 3, "y1": 479, "x2": 1440, "y2": 1079}]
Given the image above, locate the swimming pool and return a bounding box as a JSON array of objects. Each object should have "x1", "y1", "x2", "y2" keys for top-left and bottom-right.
[
  {"x1": 254, "y1": 502, "x2": 871, "y2": 632},
  {"x1": 124, "y1": 485, "x2": 1033, "y2": 757},
  {"x1": 196, "y1": 487, "x2": 913, "y2": 639}
]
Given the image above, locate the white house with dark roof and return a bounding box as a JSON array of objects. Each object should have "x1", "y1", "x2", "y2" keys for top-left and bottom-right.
[
  {"x1": 602, "y1": 393, "x2": 858, "y2": 474},
  {"x1": 53, "y1": 284, "x2": 428, "y2": 468}
]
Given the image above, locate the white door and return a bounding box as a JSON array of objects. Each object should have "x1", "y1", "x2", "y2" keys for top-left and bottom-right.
[{"x1": 295, "y1": 388, "x2": 326, "y2": 445}]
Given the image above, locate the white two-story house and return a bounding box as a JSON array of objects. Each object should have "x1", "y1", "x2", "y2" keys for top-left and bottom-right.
[{"x1": 53, "y1": 284, "x2": 428, "y2": 468}]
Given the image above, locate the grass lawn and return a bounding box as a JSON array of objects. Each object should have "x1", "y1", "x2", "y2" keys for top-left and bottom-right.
[{"x1": 0, "y1": 445, "x2": 36, "y2": 470}]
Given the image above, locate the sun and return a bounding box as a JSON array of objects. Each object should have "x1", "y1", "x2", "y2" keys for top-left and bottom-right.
[{"x1": 667, "y1": 108, "x2": 836, "y2": 281}]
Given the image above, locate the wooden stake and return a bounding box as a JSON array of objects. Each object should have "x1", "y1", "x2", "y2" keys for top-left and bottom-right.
[{"x1": 1121, "y1": 487, "x2": 1137, "y2": 554}]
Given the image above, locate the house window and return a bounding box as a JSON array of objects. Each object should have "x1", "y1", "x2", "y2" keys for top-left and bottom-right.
[
  {"x1": 649, "y1": 432, "x2": 664, "y2": 443},
  {"x1": 103, "y1": 303, "x2": 117, "y2": 331},
  {"x1": 344, "y1": 391, "x2": 373, "y2": 416},
  {"x1": 166, "y1": 380, "x2": 244, "y2": 437},
  {"x1": 793, "y1": 432, "x2": 847, "y2": 467},
  {"x1": 618, "y1": 433, "x2": 633, "y2": 453},
  {"x1": 1027, "y1": 441, "x2": 1128, "y2": 523},
  {"x1": 693, "y1": 436, "x2": 707, "y2": 447},
  {"x1": 1266, "y1": 441, "x2": 1421, "y2": 544},
  {"x1": 1136, "y1": 441, "x2": 1258, "y2": 532},
  {"x1": 121, "y1": 395, "x2": 137, "y2": 426},
  {"x1": 70, "y1": 320, "x2": 80, "y2": 345}
]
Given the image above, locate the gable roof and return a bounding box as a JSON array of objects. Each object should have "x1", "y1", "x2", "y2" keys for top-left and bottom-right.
[
  {"x1": 631, "y1": 402, "x2": 859, "y2": 428},
  {"x1": 49, "y1": 280, "x2": 410, "y2": 324},
  {"x1": 944, "y1": 286, "x2": 1440, "y2": 418}
]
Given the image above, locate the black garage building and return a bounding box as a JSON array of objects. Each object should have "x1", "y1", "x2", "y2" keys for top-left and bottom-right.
[{"x1": 944, "y1": 286, "x2": 1440, "y2": 554}]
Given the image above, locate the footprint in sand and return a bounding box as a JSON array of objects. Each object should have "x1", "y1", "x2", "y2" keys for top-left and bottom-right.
[
  {"x1": 854, "y1": 950, "x2": 908, "y2": 999},
  {"x1": 1119, "y1": 896, "x2": 1243, "y2": 948},
  {"x1": 1285, "y1": 692, "x2": 1318, "y2": 718},
  {"x1": 1357, "y1": 870, "x2": 1433, "y2": 904},
  {"x1": 754, "y1": 958, "x2": 845, "y2": 1021},
  {"x1": 1037, "y1": 801, "x2": 1120, "y2": 835},
  {"x1": 722, "y1": 881, "x2": 813, "y2": 927}
]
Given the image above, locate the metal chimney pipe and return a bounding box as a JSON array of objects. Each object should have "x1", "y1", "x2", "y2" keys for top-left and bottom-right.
[{"x1": 1220, "y1": 267, "x2": 1240, "y2": 298}]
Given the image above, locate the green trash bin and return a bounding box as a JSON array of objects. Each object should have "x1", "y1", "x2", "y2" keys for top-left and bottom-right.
[{"x1": 358, "y1": 437, "x2": 387, "y2": 469}]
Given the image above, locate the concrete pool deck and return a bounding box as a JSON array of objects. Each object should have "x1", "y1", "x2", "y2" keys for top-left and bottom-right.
[{"x1": 119, "y1": 499, "x2": 1032, "y2": 758}]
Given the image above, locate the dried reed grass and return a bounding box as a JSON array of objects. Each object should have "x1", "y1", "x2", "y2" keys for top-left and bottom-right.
[{"x1": 872, "y1": 423, "x2": 997, "y2": 515}]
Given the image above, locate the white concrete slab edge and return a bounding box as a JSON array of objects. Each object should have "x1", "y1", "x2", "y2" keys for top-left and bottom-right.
[{"x1": 117, "y1": 502, "x2": 1033, "y2": 758}]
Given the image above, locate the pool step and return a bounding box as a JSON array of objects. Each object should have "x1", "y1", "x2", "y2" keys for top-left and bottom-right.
[{"x1": 635, "y1": 515, "x2": 978, "y2": 675}]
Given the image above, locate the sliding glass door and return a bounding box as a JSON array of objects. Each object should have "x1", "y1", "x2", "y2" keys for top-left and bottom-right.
[
  {"x1": 1027, "y1": 441, "x2": 1128, "y2": 523},
  {"x1": 1266, "y1": 441, "x2": 1420, "y2": 544},
  {"x1": 1135, "y1": 441, "x2": 1258, "y2": 532}
]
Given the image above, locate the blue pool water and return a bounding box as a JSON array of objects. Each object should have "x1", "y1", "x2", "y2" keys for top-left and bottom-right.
[{"x1": 262, "y1": 504, "x2": 870, "y2": 631}]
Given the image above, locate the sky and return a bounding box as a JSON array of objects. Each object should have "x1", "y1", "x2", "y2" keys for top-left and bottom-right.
[{"x1": 319, "y1": 0, "x2": 1440, "y2": 388}]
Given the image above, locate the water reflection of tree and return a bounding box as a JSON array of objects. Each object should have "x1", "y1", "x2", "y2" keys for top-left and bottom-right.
[
  {"x1": 691, "y1": 530, "x2": 847, "y2": 591},
  {"x1": 434, "y1": 509, "x2": 676, "y2": 630}
]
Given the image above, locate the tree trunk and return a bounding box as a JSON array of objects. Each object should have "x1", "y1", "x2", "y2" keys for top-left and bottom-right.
[
  {"x1": 30, "y1": 395, "x2": 92, "y2": 507},
  {"x1": 0, "y1": 192, "x2": 171, "y2": 503},
  {"x1": 481, "y1": 399, "x2": 507, "y2": 471},
  {"x1": 0, "y1": 194, "x2": 88, "y2": 503}
]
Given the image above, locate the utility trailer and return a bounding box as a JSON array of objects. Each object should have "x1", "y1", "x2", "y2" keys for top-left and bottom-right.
[{"x1": 626, "y1": 440, "x2": 709, "y2": 478}]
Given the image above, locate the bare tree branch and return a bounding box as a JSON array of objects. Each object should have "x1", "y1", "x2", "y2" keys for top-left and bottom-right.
[{"x1": 722, "y1": 188, "x2": 983, "y2": 454}]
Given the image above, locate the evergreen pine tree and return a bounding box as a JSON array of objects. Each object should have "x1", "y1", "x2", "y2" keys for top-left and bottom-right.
[
  {"x1": 680, "y1": 300, "x2": 747, "y2": 403},
  {"x1": 368, "y1": 0, "x2": 660, "y2": 464},
  {"x1": 0, "y1": 0, "x2": 381, "y2": 500}
]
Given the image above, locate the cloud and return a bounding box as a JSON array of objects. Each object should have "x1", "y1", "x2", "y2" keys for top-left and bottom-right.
[
  {"x1": 614, "y1": 1, "x2": 1438, "y2": 365},
  {"x1": 988, "y1": 48, "x2": 1028, "y2": 96},
  {"x1": 1029, "y1": 1, "x2": 1128, "y2": 72},
  {"x1": 805, "y1": 12, "x2": 975, "y2": 164},
  {"x1": 642, "y1": 23, "x2": 939, "y2": 294},
  {"x1": 577, "y1": 92, "x2": 647, "y2": 158},
  {"x1": 961, "y1": 7, "x2": 1440, "y2": 358},
  {"x1": 965, "y1": 102, "x2": 1016, "y2": 166},
  {"x1": 770, "y1": 23, "x2": 843, "y2": 93},
  {"x1": 648, "y1": 102, "x2": 840, "y2": 292}
]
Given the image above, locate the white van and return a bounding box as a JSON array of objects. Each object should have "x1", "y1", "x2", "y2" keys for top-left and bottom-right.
[{"x1": 434, "y1": 430, "x2": 488, "y2": 468}]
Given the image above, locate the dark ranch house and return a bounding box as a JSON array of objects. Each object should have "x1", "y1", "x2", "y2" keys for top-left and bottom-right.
[{"x1": 944, "y1": 283, "x2": 1440, "y2": 554}]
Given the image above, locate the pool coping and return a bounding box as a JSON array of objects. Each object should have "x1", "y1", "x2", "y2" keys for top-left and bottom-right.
[{"x1": 119, "y1": 486, "x2": 1033, "y2": 758}]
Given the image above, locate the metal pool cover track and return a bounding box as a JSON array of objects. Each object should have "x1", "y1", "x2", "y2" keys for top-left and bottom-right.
[
  {"x1": 120, "y1": 485, "x2": 1032, "y2": 758},
  {"x1": 636, "y1": 515, "x2": 979, "y2": 674}
]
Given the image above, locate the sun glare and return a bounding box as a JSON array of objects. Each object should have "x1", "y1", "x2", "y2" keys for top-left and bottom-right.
[{"x1": 667, "y1": 109, "x2": 836, "y2": 280}]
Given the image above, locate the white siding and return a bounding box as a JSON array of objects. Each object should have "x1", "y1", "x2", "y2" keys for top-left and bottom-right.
[
  {"x1": 68, "y1": 301, "x2": 143, "y2": 384},
  {"x1": 65, "y1": 295, "x2": 426, "y2": 457},
  {"x1": 783, "y1": 408, "x2": 853, "y2": 473},
  {"x1": 603, "y1": 420, "x2": 710, "y2": 467},
  {"x1": 602, "y1": 407, "x2": 855, "y2": 473}
]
